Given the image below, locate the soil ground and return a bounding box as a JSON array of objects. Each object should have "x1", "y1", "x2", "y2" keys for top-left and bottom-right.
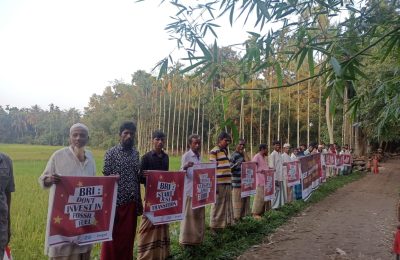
[{"x1": 238, "y1": 157, "x2": 400, "y2": 260}]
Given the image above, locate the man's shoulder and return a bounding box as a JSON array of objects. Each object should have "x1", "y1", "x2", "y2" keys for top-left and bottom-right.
[
  {"x1": 210, "y1": 146, "x2": 220, "y2": 153},
  {"x1": 105, "y1": 145, "x2": 120, "y2": 154},
  {"x1": 52, "y1": 147, "x2": 71, "y2": 156},
  {"x1": 0, "y1": 152, "x2": 11, "y2": 163}
]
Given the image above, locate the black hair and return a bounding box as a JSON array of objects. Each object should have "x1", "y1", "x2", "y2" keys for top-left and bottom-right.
[
  {"x1": 152, "y1": 130, "x2": 166, "y2": 139},
  {"x1": 259, "y1": 143, "x2": 267, "y2": 151},
  {"x1": 119, "y1": 121, "x2": 136, "y2": 135},
  {"x1": 217, "y1": 132, "x2": 231, "y2": 141},
  {"x1": 188, "y1": 134, "x2": 201, "y2": 145},
  {"x1": 272, "y1": 140, "x2": 281, "y2": 145}
]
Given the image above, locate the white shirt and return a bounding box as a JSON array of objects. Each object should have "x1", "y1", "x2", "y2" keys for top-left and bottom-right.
[
  {"x1": 180, "y1": 149, "x2": 201, "y2": 197},
  {"x1": 39, "y1": 147, "x2": 96, "y2": 257},
  {"x1": 269, "y1": 150, "x2": 284, "y2": 181}
]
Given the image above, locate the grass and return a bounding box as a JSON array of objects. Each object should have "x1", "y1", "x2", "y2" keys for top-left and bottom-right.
[{"x1": 1, "y1": 144, "x2": 364, "y2": 259}]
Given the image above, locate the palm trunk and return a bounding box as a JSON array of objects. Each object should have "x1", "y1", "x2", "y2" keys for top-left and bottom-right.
[
  {"x1": 326, "y1": 97, "x2": 334, "y2": 144},
  {"x1": 277, "y1": 88, "x2": 281, "y2": 142},
  {"x1": 287, "y1": 87, "x2": 291, "y2": 144},
  {"x1": 171, "y1": 91, "x2": 177, "y2": 155},
  {"x1": 166, "y1": 90, "x2": 172, "y2": 152},
  {"x1": 268, "y1": 88, "x2": 272, "y2": 151},
  {"x1": 297, "y1": 83, "x2": 300, "y2": 148},
  {"x1": 307, "y1": 79, "x2": 310, "y2": 146},
  {"x1": 176, "y1": 89, "x2": 182, "y2": 154},
  {"x1": 250, "y1": 79, "x2": 254, "y2": 156}
]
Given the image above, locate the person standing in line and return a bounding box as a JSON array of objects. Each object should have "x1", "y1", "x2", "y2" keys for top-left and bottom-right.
[
  {"x1": 281, "y1": 143, "x2": 293, "y2": 203},
  {"x1": 0, "y1": 152, "x2": 14, "y2": 260},
  {"x1": 230, "y1": 139, "x2": 251, "y2": 222},
  {"x1": 270, "y1": 141, "x2": 286, "y2": 209},
  {"x1": 340, "y1": 144, "x2": 352, "y2": 175},
  {"x1": 137, "y1": 131, "x2": 170, "y2": 260},
  {"x1": 39, "y1": 123, "x2": 96, "y2": 260},
  {"x1": 209, "y1": 132, "x2": 234, "y2": 231},
  {"x1": 251, "y1": 144, "x2": 270, "y2": 219},
  {"x1": 101, "y1": 122, "x2": 142, "y2": 260},
  {"x1": 179, "y1": 134, "x2": 205, "y2": 247}
]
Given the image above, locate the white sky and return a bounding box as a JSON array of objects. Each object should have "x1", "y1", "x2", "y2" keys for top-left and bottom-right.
[{"x1": 0, "y1": 0, "x2": 253, "y2": 111}]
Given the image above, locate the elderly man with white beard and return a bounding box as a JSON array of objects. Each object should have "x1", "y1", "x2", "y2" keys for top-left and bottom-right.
[{"x1": 39, "y1": 123, "x2": 96, "y2": 260}]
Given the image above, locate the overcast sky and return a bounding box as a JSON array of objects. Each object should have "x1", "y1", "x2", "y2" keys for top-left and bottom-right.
[{"x1": 0, "y1": 0, "x2": 254, "y2": 111}]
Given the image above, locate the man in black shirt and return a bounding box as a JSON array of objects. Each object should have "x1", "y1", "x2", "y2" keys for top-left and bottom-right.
[
  {"x1": 137, "y1": 130, "x2": 170, "y2": 260},
  {"x1": 101, "y1": 122, "x2": 142, "y2": 260}
]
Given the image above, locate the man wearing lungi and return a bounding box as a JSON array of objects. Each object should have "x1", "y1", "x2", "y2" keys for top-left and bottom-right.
[
  {"x1": 179, "y1": 134, "x2": 205, "y2": 246},
  {"x1": 270, "y1": 141, "x2": 287, "y2": 209},
  {"x1": 209, "y1": 132, "x2": 233, "y2": 231},
  {"x1": 101, "y1": 121, "x2": 142, "y2": 260},
  {"x1": 230, "y1": 139, "x2": 251, "y2": 222},
  {"x1": 39, "y1": 123, "x2": 96, "y2": 260},
  {"x1": 137, "y1": 130, "x2": 170, "y2": 260},
  {"x1": 251, "y1": 144, "x2": 270, "y2": 219},
  {"x1": 0, "y1": 153, "x2": 14, "y2": 260}
]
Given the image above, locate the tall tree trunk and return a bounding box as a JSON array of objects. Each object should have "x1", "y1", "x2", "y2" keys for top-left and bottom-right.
[
  {"x1": 158, "y1": 88, "x2": 162, "y2": 129},
  {"x1": 250, "y1": 79, "x2": 254, "y2": 156},
  {"x1": 318, "y1": 78, "x2": 322, "y2": 144},
  {"x1": 176, "y1": 89, "x2": 182, "y2": 155},
  {"x1": 197, "y1": 92, "x2": 201, "y2": 134},
  {"x1": 307, "y1": 79, "x2": 310, "y2": 146},
  {"x1": 259, "y1": 95, "x2": 263, "y2": 145},
  {"x1": 201, "y1": 103, "x2": 205, "y2": 156},
  {"x1": 171, "y1": 91, "x2": 177, "y2": 155},
  {"x1": 240, "y1": 93, "x2": 244, "y2": 139},
  {"x1": 326, "y1": 97, "x2": 334, "y2": 144},
  {"x1": 186, "y1": 88, "x2": 191, "y2": 142},
  {"x1": 287, "y1": 87, "x2": 290, "y2": 144},
  {"x1": 192, "y1": 90, "x2": 196, "y2": 134},
  {"x1": 181, "y1": 87, "x2": 188, "y2": 152},
  {"x1": 163, "y1": 88, "x2": 166, "y2": 133},
  {"x1": 166, "y1": 91, "x2": 172, "y2": 152},
  {"x1": 268, "y1": 88, "x2": 272, "y2": 151},
  {"x1": 297, "y1": 83, "x2": 300, "y2": 147},
  {"x1": 277, "y1": 88, "x2": 281, "y2": 142}
]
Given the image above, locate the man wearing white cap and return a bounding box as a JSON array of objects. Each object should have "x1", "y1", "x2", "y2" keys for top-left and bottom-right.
[
  {"x1": 281, "y1": 143, "x2": 293, "y2": 203},
  {"x1": 39, "y1": 123, "x2": 96, "y2": 260}
]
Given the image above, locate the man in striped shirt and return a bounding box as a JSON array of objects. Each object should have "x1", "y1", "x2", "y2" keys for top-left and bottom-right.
[
  {"x1": 209, "y1": 132, "x2": 233, "y2": 231},
  {"x1": 230, "y1": 139, "x2": 251, "y2": 221}
]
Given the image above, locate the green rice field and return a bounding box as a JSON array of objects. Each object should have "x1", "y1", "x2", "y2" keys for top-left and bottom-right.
[{"x1": 0, "y1": 144, "x2": 182, "y2": 260}]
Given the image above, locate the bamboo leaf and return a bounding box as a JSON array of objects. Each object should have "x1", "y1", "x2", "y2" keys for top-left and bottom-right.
[
  {"x1": 274, "y1": 62, "x2": 283, "y2": 87},
  {"x1": 297, "y1": 48, "x2": 308, "y2": 71},
  {"x1": 180, "y1": 60, "x2": 208, "y2": 74},
  {"x1": 330, "y1": 57, "x2": 342, "y2": 77}
]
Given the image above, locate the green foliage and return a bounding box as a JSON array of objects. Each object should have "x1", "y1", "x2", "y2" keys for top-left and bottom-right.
[{"x1": 143, "y1": 0, "x2": 400, "y2": 143}]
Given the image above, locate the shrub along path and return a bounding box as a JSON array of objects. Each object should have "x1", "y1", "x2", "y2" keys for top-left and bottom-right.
[{"x1": 238, "y1": 158, "x2": 400, "y2": 260}]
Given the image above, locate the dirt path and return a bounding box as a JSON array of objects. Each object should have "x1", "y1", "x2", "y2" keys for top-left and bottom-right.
[{"x1": 238, "y1": 158, "x2": 400, "y2": 260}]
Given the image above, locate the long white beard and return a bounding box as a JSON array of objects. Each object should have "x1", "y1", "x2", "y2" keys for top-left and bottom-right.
[{"x1": 72, "y1": 146, "x2": 85, "y2": 162}]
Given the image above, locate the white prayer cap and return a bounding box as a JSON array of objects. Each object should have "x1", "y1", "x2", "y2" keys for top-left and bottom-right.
[
  {"x1": 69, "y1": 123, "x2": 89, "y2": 135},
  {"x1": 283, "y1": 143, "x2": 291, "y2": 148}
]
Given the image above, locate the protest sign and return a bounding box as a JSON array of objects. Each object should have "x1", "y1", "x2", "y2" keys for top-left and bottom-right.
[
  {"x1": 284, "y1": 160, "x2": 300, "y2": 187},
  {"x1": 192, "y1": 163, "x2": 216, "y2": 209},
  {"x1": 342, "y1": 154, "x2": 352, "y2": 166},
  {"x1": 264, "y1": 168, "x2": 275, "y2": 201},
  {"x1": 47, "y1": 176, "x2": 118, "y2": 246},
  {"x1": 241, "y1": 161, "x2": 257, "y2": 198},
  {"x1": 298, "y1": 155, "x2": 320, "y2": 200},
  {"x1": 144, "y1": 171, "x2": 185, "y2": 225}
]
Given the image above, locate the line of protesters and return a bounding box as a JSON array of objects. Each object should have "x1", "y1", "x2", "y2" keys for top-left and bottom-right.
[{"x1": 34, "y1": 121, "x2": 352, "y2": 260}]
